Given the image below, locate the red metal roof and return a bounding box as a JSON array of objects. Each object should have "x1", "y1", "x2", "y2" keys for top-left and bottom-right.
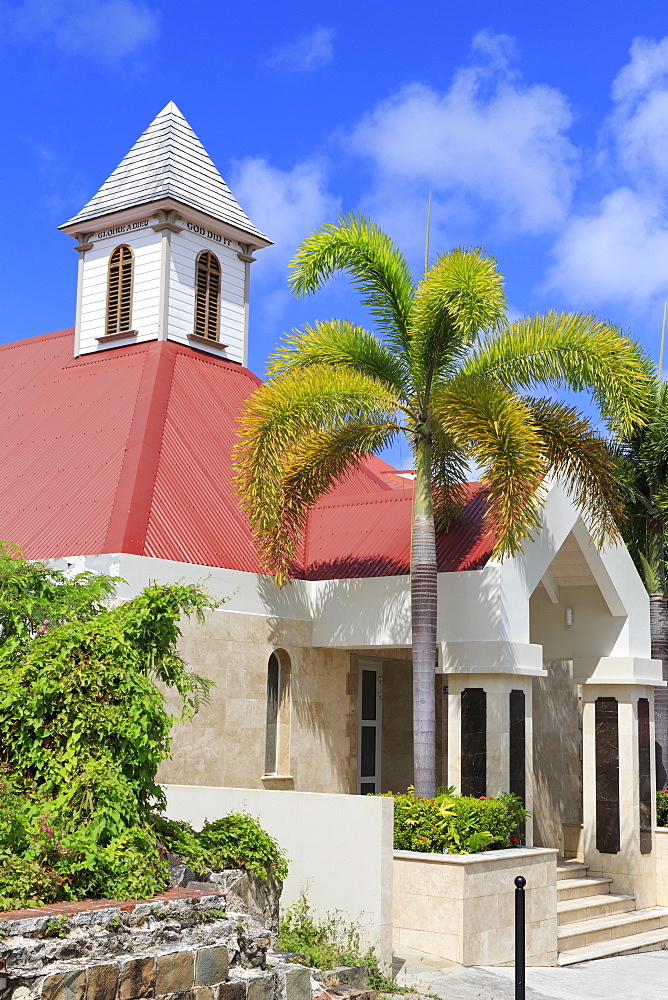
[{"x1": 0, "y1": 330, "x2": 494, "y2": 578}]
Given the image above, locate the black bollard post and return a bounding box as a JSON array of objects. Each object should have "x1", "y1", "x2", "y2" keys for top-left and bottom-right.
[{"x1": 514, "y1": 875, "x2": 526, "y2": 1000}]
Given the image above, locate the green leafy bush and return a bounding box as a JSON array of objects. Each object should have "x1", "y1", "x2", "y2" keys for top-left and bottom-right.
[
  {"x1": 0, "y1": 546, "x2": 289, "y2": 912},
  {"x1": 278, "y1": 893, "x2": 364, "y2": 969},
  {"x1": 0, "y1": 852, "x2": 64, "y2": 910},
  {"x1": 96, "y1": 829, "x2": 171, "y2": 900},
  {"x1": 657, "y1": 790, "x2": 668, "y2": 827},
  {"x1": 390, "y1": 790, "x2": 528, "y2": 854},
  {"x1": 150, "y1": 815, "x2": 211, "y2": 876},
  {"x1": 277, "y1": 894, "x2": 395, "y2": 994},
  {"x1": 198, "y1": 812, "x2": 288, "y2": 882}
]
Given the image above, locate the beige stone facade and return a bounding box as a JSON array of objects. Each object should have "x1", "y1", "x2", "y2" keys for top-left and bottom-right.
[
  {"x1": 159, "y1": 616, "x2": 449, "y2": 798},
  {"x1": 158, "y1": 610, "x2": 358, "y2": 793},
  {"x1": 531, "y1": 656, "x2": 582, "y2": 855}
]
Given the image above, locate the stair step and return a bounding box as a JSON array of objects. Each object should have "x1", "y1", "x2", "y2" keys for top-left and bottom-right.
[
  {"x1": 557, "y1": 862, "x2": 589, "y2": 881},
  {"x1": 557, "y1": 876, "x2": 613, "y2": 900},
  {"x1": 558, "y1": 925, "x2": 668, "y2": 965},
  {"x1": 557, "y1": 893, "x2": 636, "y2": 925},
  {"x1": 557, "y1": 906, "x2": 668, "y2": 952}
]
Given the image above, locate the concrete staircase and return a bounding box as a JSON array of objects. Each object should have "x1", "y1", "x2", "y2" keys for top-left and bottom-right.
[{"x1": 557, "y1": 860, "x2": 668, "y2": 965}]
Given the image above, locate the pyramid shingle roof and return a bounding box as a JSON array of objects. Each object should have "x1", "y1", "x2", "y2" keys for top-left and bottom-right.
[{"x1": 61, "y1": 102, "x2": 268, "y2": 242}]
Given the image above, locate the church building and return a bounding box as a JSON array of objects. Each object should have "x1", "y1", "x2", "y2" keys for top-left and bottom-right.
[{"x1": 1, "y1": 103, "x2": 667, "y2": 963}]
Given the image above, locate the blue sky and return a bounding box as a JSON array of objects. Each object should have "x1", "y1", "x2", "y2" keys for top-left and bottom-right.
[{"x1": 2, "y1": 1, "x2": 668, "y2": 466}]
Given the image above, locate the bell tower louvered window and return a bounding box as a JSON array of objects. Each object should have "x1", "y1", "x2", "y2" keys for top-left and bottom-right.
[
  {"x1": 194, "y1": 250, "x2": 221, "y2": 340},
  {"x1": 106, "y1": 245, "x2": 134, "y2": 336}
]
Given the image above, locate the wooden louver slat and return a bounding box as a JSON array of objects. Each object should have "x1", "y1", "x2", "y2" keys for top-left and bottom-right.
[
  {"x1": 194, "y1": 250, "x2": 221, "y2": 341},
  {"x1": 106, "y1": 245, "x2": 134, "y2": 336}
]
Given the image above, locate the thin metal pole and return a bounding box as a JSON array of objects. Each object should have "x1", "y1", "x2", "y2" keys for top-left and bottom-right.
[
  {"x1": 424, "y1": 190, "x2": 432, "y2": 275},
  {"x1": 514, "y1": 875, "x2": 526, "y2": 1000},
  {"x1": 659, "y1": 301, "x2": 667, "y2": 383}
]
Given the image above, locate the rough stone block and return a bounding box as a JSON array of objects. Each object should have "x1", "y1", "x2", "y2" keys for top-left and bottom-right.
[
  {"x1": 87, "y1": 963, "x2": 119, "y2": 1000},
  {"x1": 247, "y1": 974, "x2": 275, "y2": 1000},
  {"x1": 192, "y1": 988, "x2": 214, "y2": 1000},
  {"x1": 194, "y1": 947, "x2": 229, "y2": 987},
  {"x1": 319, "y1": 967, "x2": 368, "y2": 989},
  {"x1": 41, "y1": 969, "x2": 88, "y2": 1000},
  {"x1": 119, "y1": 957, "x2": 156, "y2": 1000},
  {"x1": 213, "y1": 983, "x2": 248, "y2": 1000},
  {"x1": 276, "y1": 966, "x2": 311, "y2": 1000},
  {"x1": 157, "y1": 951, "x2": 195, "y2": 995}
]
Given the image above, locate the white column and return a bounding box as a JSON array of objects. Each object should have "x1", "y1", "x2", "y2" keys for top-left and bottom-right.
[
  {"x1": 447, "y1": 671, "x2": 535, "y2": 845},
  {"x1": 581, "y1": 684, "x2": 657, "y2": 907}
]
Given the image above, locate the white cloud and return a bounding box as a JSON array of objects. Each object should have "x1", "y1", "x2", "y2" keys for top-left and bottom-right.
[
  {"x1": 608, "y1": 36, "x2": 668, "y2": 187},
  {"x1": 1, "y1": 0, "x2": 158, "y2": 62},
  {"x1": 266, "y1": 26, "x2": 334, "y2": 73},
  {"x1": 547, "y1": 188, "x2": 668, "y2": 305},
  {"x1": 229, "y1": 155, "x2": 341, "y2": 326},
  {"x1": 351, "y1": 31, "x2": 577, "y2": 240},
  {"x1": 547, "y1": 36, "x2": 668, "y2": 305}
]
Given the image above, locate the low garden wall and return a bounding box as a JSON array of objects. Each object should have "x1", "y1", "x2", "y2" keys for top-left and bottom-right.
[
  {"x1": 393, "y1": 846, "x2": 558, "y2": 967},
  {"x1": 655, "y1": 828, "x2": 668, "y2": 906},
  {"x1": 0, "y1": 890, "x2": 374, "y2": 1000},
  {"x1": 164, "y1": 786, "x2": 394, "y2": 969}
]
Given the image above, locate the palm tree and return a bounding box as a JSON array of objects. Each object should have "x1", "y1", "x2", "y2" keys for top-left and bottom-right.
[
  {"x1": 234, "y1": 215, "x2": 653, "y2": 797},
  {"x1": 617, "y1": 381, "x2": 668, "y2": 787}
]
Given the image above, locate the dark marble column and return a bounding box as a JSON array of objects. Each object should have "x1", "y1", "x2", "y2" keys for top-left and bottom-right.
[
  {"x1": 595, "y1": 697, "x2": 620, "y2": 855},
  {"x1": 461, "y1": 687, "x2": 486, "y2": 798}
]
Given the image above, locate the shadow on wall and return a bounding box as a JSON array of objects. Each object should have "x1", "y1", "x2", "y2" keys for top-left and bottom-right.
[
  {"x1": 258, "y1": 568, "x2": 412, "y2": 649},
  {"x1": 531, "y1": 660, "x2": 582, "y2": 852}
]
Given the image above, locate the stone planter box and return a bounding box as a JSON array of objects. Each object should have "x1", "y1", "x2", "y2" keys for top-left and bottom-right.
[{"x1": 393, "y1": 846, "x2": 558, "y2": 967}]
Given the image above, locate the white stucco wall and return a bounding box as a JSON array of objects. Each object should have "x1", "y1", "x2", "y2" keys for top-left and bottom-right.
[
  {"x1": 163, "y1": 784, "x2": 394, "y2": 968},
  {"x1": 60, "y1": 477, "x2": 654, "y2": 670}
]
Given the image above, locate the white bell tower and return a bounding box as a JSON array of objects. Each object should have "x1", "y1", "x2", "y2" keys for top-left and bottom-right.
[{"x1": 59, "y1": 103, "x2": 271, "y2": 363}]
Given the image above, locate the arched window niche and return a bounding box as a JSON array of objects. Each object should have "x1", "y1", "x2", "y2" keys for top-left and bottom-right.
[
  {"x1": 263, "y1": 649, "x2": 291, "y2": 781},
  {"x1": 194, "y1": 250, "x2": 221, "y2": 341},
  {"x1": 106, "y1": 245, "x2": 134, "y2": 337}
]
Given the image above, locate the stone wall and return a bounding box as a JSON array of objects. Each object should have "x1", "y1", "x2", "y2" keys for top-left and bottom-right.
[
  {"x1": 1, "y1": 892, "x2": 312, "y2": 1000},
  {"x1": 393, "y1": 847, "x2": 558, "y2": 967},
  {"x1": 157, "y1": 610, "x2": 356, "y2": 794}
]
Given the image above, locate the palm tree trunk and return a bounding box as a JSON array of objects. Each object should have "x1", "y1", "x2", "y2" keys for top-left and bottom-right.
[
  {"x1": 411, "y1": 432, "x2": 437, "y2": 797},
  {"x1": 651, "y1": 592, "x2": 668, "y2": 789}
]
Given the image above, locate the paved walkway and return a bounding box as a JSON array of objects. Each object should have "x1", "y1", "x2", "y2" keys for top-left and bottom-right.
[{"x1": 390, "y1": 945, "x2": 668, "y2": 999}]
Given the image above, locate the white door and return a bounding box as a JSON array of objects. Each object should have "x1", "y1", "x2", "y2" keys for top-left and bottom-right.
[{"x1": 358, "y1": 659, "x2": 382, "y2": 794}]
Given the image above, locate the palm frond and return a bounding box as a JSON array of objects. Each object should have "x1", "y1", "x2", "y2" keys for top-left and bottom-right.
[
  {"x1": 637, "y1": 381, "x2": 668, "y2": 487},
  {"x1": 268, "y1": 319, "x2": 411, "y2": 395},
  {"x1": 525, "y1": 398, "x2": 623, "y2": 548},
  {"x1": 262, "y1": 422, "x2": 399, "y2": 582},
  {"x1": 429, "y1": 421, "x2": 470, "y2": 528},
  {"x1": 638, "y1": 550, "x2": 664, "y2": 594},
  {"x1": 462, "y1": 310, "x2": 655, "y2": 435},
  {"x1": 289, "y1": 214, "x2": 415, "y2": 350},
  {"x1": 409, "y1": 247, "x2": 507, "y2": 397},
  {"x1": 431, "y1": 377, "x2": 546, "y2": 557},
  {"x1": 233, "y1": 366, "x2": 401, "y2": 583}
]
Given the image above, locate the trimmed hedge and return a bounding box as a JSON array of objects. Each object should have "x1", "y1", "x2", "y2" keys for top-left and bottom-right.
[
  {"x1": 390, "y1": 790, "x2": 529, "y2": 854},
  {"x1": 657, "y1": 790, "x2": 668, "y2": 827}
]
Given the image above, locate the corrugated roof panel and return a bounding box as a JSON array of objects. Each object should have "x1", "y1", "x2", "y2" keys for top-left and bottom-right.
[
  {"x1": 143, "y1": 347, "x2": 264, "y2": 570},
  {"x1": 0, "y1": 332, "x2": 149, "y2": 558},
  {"x1": 303, "y1": 482, "x2": 494, "y2": 579},
  {"x1": 0, "y1": 328, "x2": 494, "y2": 578}
]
